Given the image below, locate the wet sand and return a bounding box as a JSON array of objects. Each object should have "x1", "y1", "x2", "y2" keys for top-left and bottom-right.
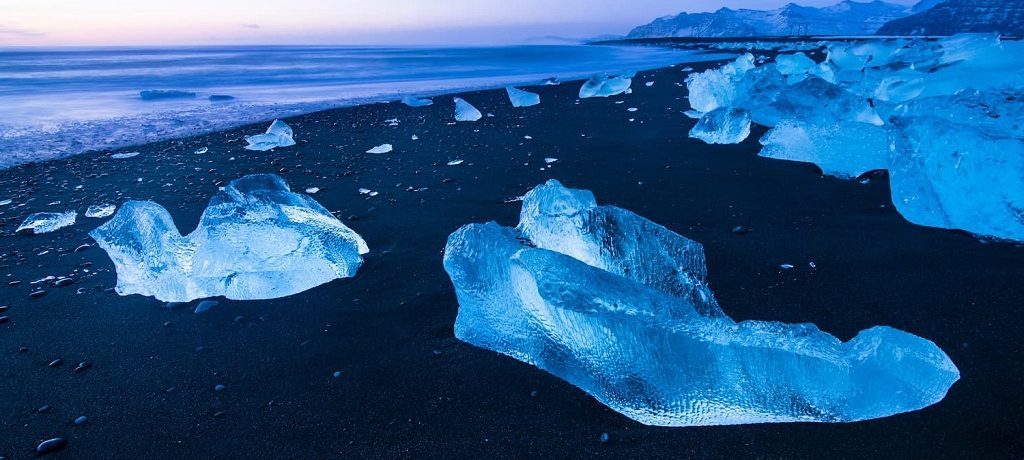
[{"x1": 1, "y1": 61, "x2": 1022, "y2": 458}]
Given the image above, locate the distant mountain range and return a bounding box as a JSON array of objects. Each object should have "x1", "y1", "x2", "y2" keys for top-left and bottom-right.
[
  {"x1": 625, "y1": 0, "x2": 1021, "y2": 39},
  {"x1": 627, "y1": 1, "x2": 912, "y2": 38},
  {"x1": 877, "y1": 0, "x2": 1024, "y2": 36}
]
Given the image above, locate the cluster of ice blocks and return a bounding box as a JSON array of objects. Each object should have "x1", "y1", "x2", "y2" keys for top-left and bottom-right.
[
  {"x1": 686, "y1": 34, "x2": 1024, "y2": 241},
  {"x1": 244, "y1": 119, "x2": 296, "y2": 151},
  {"x1": 90, "y1": 174, "x2": 368, "y2": 302},
  {"x1": 443, "y1": 180, "x2": 959, "y2": 426}
]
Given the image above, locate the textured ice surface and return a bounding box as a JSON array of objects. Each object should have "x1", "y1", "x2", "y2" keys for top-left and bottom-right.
[
  {"x1": 579, "y1": 74, "x2": 633, "y2": 98},
  {"x1": 110, "y1": 152, "x2": 140, "y2": 160},
  {"x1": 244, "y1": 120, "x2": 296, "y2": 151},
  {"x1": 690, "y1": 107, "x2": 752, "y2": 144},
  {"x1": 506, "y1": 87, "x2": 541, "y2": 107},
  {"x1": 760, "y1": 120, "x2": 888, "y2": 179},
  {"x1": 16, "y1": 211, "x2": 76, "y2": 235},
  {"x1": 401, "y1": 96, "x2": 433, "y2": 107},
  {"x1": 90, "y1": 174, "x2": 368, "y2": 302},
  {"x1": 444, "y1": 180, "x2": 958, "y2": 426},
  {"x1": 85, "y1": 204, "x2": 117, "y2": 219},
  {"x1": 888, "y1": 90, "x2": 1024, "y2": 241},
  {"x1": 454, "y1": 97, "x2": 482, "y2": 122}
]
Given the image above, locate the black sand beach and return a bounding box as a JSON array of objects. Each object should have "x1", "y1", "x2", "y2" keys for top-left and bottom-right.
[{"x1": 1, "y1": 61, "x2": 1022, "y2": 459}]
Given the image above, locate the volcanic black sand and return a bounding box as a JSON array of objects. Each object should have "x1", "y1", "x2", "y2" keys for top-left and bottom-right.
[{"x1": 1, "y1": 61, "x2": 1022, "y2": 459}]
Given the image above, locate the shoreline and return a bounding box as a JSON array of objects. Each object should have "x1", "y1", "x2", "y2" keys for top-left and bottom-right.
[{"x1": 1, "y1": 61, "x2": 1022, "y2": 458}]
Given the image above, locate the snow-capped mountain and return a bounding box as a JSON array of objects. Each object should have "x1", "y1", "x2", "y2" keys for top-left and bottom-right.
[
  {"x1": 627, "y1": 0, "x2": 912, "y2": 38},
  {"x1": 877, "y1": 0, "x2": 1024, "y2": 36}
]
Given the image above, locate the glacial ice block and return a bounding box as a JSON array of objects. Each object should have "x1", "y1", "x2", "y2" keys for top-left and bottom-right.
[
  {"x1": 579, "y1": 74, "x2": 633, "y2": 99},
  {"x1": 244, "y1": 119, "x2": 296, "y2": 151},
  {"x1": 85, "y1": 204, "x2": 117, "y2": 219},
  {"x1": 506, "y1": 87, "x2": 540, "y2": 107},
  {"x1": 689, "y1": 107, "x2": 752, "y2": 145},
  {"x1": 401, "y1": 96, "x2": 433, "y2": 107},
  {"x1": 759, "y1": 120, "x2": 888, "y2": 179},
  {"x1": 454, "y1": 97, "x2": 482, "y2": 122},
  {"x1": 888, "y1": 90, "x2": 1024, "y2": 241},
  {"x1": 16, "y1": 211, "x2": 76, "y2": 235},
  {"x1": 90, "y1": 174, "x2": 368, "y2": 302},
  {"x1": 443, "y1": 180, "x2": 958, "y2": 426}
]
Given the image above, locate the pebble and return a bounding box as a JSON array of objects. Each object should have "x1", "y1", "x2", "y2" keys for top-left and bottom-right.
[
  {"x1": 48, "y1": 359, "x2": 63, "y2": 368},
  {"x1": 731, "y1": 225, "x2": 751, "y2": 234},
  {"x1": 74, "y1": 244, "x2": 91, "y2": 252},
  {"x1": 37, "y1": 405, "x2": 51, "y2": 413},
  {"x1": 74, "y1": 416, "x2": 88, "y2": 425},
  {"x1": 0, "y1": 305, "x2": 8, "y2": 312},
  {"x1": 54, "y1": 278, "x2": 75, "y2": 287},
  {"x1": 600, "y1": 432, "x2": 610, "y2": 443},
  {"x1": 0, "y1": 316, "x2": 8, "y2": 324},
  {"x1": 73, "y1": 361, "x2": 92, "y2": 373},
  {"x1": 36, "y1": 437, "x2": 66, "y2": 454},
  {"x1": 30, "y1": 290, "x2": 48, "y2": 298},
  {"x1": 214, "y1": 384, "x2": 225, "y2": 392},
  {"x1": 332, "y1": 371, "x2": 342, "y2": 379}
]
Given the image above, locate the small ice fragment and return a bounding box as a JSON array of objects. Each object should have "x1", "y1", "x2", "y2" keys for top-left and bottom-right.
[
  {"x1": 780, "y1": 264, "x2": 794, "y2": 269},
  {"x1": 579, "y1": 74, "x2": 633, "y2": 98},
  {"x1": 524, "y1": 136, "x2": 533, "y2": 140},
  {"x1": 366, "y1": 144, "x2": 394, "y2": 154},
  {"x1": 454, "y1": 98, "x2": 482, "y2": 122},
  {"x1": 244, "y1": 119, "x2": 296, "y2": 151},
  {"x1": 402, "y1": 96, "x2": 433, "y2": 107},
  {"x1": 689, "y1": 108, "x2": 752, "y2": 144},
  {"x1": 645, "y1": 81, "x2": 654, "y2": 87},
  {"x1": 385, "y1": 118, "x2": 399, "y2": 127},
  {"x1": 85, "y1": 204, "x2": 116, "y2": 218},
  {"x1": 809, "y1": 261, "x2": 817, "y2": 268},
  {"x1": 0, "y1": 199, "x2": 12, "y2": 206},
  {"x1": 194, "y1": 147, "x2": 208, "y2": 154},
  {"x1": 194, "y1": 300, "x2": 218, "y2": 314},
  {"x1": 358, "y1": 188, "x2": 379, "y2": 197},
  {"x1": 16, "y1": 211, "x2": 76, "y2": 235},
  {"x1": 544, "y1": 158, "x2": 558, "y2": 164},
  {"x1": 447, "y1": 160, "x2": 464, "y2": 166},
  {"x1": 627, "y1": 108, "x2": 638, "y2": 112},
  {"x1": 544, "y1": 77, "x2": 560, "y2": 85},
  {"x1": 111, "y1": 152, "x2": 140, "y2": 159},
  {"x1": 139, "y1": 90, "x2": 195, "y2": 100},
  {"x1": 305, "y1": 187, "x2": 320, "y2": 194},
  {"x1": 506, "y1": 87, "x2": 541, "y2": 107},
  {"x1": 411, "y1": 135, "x2": 419, "y2": 140}
]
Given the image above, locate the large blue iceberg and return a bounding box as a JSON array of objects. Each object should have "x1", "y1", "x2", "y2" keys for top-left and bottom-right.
[
  {"x1": 90, "y1": 174, "x2": 368, "y2": 302},
  {"x1": 443, "y1": 180, "x2": 958, "y2": 426}
]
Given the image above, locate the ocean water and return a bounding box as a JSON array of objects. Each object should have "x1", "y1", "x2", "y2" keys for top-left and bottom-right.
[{"x1": 0, "y1": 45, "x2": 727, "y2": 168}]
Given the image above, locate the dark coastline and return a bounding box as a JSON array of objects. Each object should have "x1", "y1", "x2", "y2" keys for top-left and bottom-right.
[{"x1": 1, "y1": 61, "x2": 1022, "y2": 459}]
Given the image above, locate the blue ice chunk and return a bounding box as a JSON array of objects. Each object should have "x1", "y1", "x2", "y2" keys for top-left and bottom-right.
[
  {"x1": 506, "y1": 87, "x2": 540, "y2": 107},
  {"x1": 443, "y1": 180, "x2": 958, "y2": 426},
  {"x1": 90, "y1": 174, "x2": 368, "y2": 302},
  {"x1": 689, "y1": 107, "x2": 752, "y2": 144},
  {"x1": 759, "y1": 120, "x2": 888, "y2": 179},
  {"x1": 454, "y1": 97, "x2": 482, "y2": 122},
  {"x1": 579, "y1": 74, "x2": 633, "y2": 99},
  {"x1": 401, "y1": 96, "x2": 433, "y2": 107},
  {"x1": 244, "y1": 119, "x2": 296, "y2": 151},
  {"x1": 16, "y1": 211, "x2": 76, "y2": 235},
  {"x1": 888, "y1": 90, "x2": 1024, "y2": 241}
]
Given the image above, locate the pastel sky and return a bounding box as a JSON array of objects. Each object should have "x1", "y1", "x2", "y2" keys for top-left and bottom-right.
[{"x1": 1, "y1": 0, "x2": 918, "y2": 46}]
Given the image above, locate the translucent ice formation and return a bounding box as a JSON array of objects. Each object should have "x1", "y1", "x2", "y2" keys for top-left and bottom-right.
[
  {"x1": 90, "y1": 174, "x2": 368, "y2": 302},
  {"x1": 759, "y1": 120, "x2": 888, "y2": 179},
  {"x1": 401, "y1": 96, "x2": 433, "y2": 107},
  {"x1": 366, "y1": 144, "x2": 393, "y2": 154},
  {"x1": 506, "y1": 87, "x2": 541, "y2": 107},
  {"x1": 444, "y1": 180, "x2": 958, "y2": 426},
  {"x1": 888, "y1": 90, "x2": 1024, "y2": 241},
  {"x1": 579, "y1": 74, "x2": 633, "y2": 98},
  {"x1": 16, "y1": 211, "x2": 76, "y2": 235},
  {"x1": 85, "y1": 204, "x2": 117, "y2": 218},
  {"x1": 244, "y1": 119, "x2": 296, "y2": 151},
  {"x1": 689, "y1": 107, "x2": 752, "y2": 144},
  {"x1": 454, "y1": 97, "x2": 482, "y2": 122}
]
